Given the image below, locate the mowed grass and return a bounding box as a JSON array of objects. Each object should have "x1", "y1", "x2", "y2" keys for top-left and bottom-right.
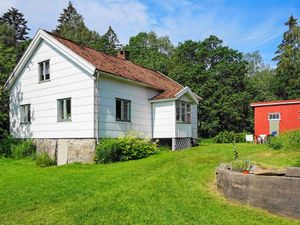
[{"x1": 0, "y1": 143, "x2": 299, "y2": 225}]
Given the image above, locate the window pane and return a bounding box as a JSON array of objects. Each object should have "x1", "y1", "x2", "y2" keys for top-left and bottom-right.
[
  {"x1": 181, "y1": 102, "x2": 186, "y2": 122},
  {"x1": 116, "y1": 100, "x2": 121, "y2": 120},
  {"x1": 123, "y1": 101, "x2": 129, "y2": 121},
  {"x1": 176, "y1": 101, "x2": 180, "y2": 121},
  {"x1": 66, "y1": 99, "x2": 71, "y2": 120},
  {"x1": 39, "y1": 63, "x2": 44, "y2": 81},
  {"x1": 60, "y1": 100, "x2": 64, "y2": 120},
  {"x1": 187, "y1": 104, "x2": 191, "y2": 123},
  {"x1": 27, "y1": 105, "x2": 31, "y2": 123}
]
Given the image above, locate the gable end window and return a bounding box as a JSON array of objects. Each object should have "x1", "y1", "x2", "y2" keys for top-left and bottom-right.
[
  {"x1": 57, "y1": 98, "x2": 71, "y2": 122},
  {"x1": 20, "y1": 104, "x2": 31, "y2": 124},
  {"x1": 268, "y1": 113, "x2": 280, "y2": 120},
  {"x1": 39, "y1": 60, "x2": 50, "y2": 82},
  {"x1": 176, "y1": 101, "x2": 191, "y2": 123},
  {"x1": 116, "y1": 98, "x2": 131, "y2": 122}
]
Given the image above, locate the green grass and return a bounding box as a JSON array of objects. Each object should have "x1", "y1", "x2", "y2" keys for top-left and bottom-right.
[{"x1": 0, "y1": 143, "x2": 299, "y2": 225}]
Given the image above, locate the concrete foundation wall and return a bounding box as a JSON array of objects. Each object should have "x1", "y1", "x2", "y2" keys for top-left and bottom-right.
[
  {"x1": 216, "y1": 166, "x2": 300, "y2": 219},
  {"x1": 33, "y1": 138, "x2": 96, "y2": 165}
]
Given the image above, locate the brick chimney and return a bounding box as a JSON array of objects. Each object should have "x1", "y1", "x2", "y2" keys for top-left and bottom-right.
[{"x1": 117, "y1": 50, "x2": 129, "y2": 60}]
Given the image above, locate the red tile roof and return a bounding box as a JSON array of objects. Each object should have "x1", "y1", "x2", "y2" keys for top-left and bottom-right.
[
  {"x1": 250, "y1": 99, "x2": 300, "y2": 107},
  {"x1": 47, "y1": 31, "x2": 183, "y2": 100}
]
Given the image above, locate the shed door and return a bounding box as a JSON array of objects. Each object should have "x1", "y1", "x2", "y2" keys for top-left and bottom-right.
[{"x1": 268, "y1": 113, "x2": 280, "y2": 136}]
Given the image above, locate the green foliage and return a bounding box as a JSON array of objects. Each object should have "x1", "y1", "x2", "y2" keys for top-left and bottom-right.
[
  {"x1": 35, "y1": 152, "x2": 56, "y2": 167},
  {"x1": 168, "y1": 36, "x2": 249, "y2": 137},
  {"x1": 214, "y1": 131, "x2": 247, "y2": 143},
  {"x1": 95, "y1": 134, "x2": 157, "y2": 164},
  {"x1": 272, "y1": 16, "x2": 300, "y2": 99},
  {"x1": 11, "y1": 140, "x2": 36, "y2": 159},
  {"x1": 267, "y1": 130, "x2": 300, "y2": 151},
  {"x1": 0, "y1": 7, "x2": 30, "y2": 45},
  {"x1": 0, "y1": 134, "x2": 19, "y2": 157},
  {"x1": 124, "y1": 31, "x2": 174, "y2": 74},
  {"x1": 231, "y1": 159, "x2": 253, "y2": 172},
  {"x1": 100, "y1": 26, "x2": 121, "y2": 55}
]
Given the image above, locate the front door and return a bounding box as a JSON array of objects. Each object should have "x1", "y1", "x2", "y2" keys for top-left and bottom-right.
[{"x1": 268, "y1": 113, "x2": 280, "y2": 136}]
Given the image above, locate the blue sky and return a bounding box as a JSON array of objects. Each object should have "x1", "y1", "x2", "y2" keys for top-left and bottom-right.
[{"x1": 1, "y1": 0, "x2": 299, "y2": 66}]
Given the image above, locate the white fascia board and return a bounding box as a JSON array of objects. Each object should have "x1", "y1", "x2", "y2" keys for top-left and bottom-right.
[
  {"x1": 4, "y1": 29, "x2": 96, "y2": 90},
  {"x1": 149, "y1": 98, "x2": 177, "y2": 103},
  {"x1": 250, "y1": 101, "x2": 300, "y2": 107},
  {"x1": 175, "y1": 87, "x2": 199, "y2": 104}
]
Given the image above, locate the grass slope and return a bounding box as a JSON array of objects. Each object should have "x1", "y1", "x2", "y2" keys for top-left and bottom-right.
[{"x1": 0, "y1": 143, "x2": 299, "y2": 225}]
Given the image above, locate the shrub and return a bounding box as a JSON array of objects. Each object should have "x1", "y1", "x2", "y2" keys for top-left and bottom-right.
[
  {"x1": 11, "y1": 140, "x2": 36, "y2": 159},
  {"x1": 267, "y1": 130, "x2": 300, "y2": 151},
  {"x1": 95, "y1": 134, "x2": 157, "y2": 164},
  {"x1": 35, "y1": 152, "x2": 56, "y2": 167},
  {"x1": 0, "y1": 135, "x2": 20, "y2": 157},
  {"x1": 214, "y1": 131, "x2": 247, "y2": 143}
]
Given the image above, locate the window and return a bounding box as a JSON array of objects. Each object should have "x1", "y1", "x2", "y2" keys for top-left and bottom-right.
[
  {"x1": 39, "y1": 60, "x2": 50, "y2": 81},
  {"x1": 57, "y1": 98, "x2": 71, "y2": 121},
  {"x1": 268, "y1": 113, "x2": 280, "y2": 120},
  {"x1": 176, "y1": 101, "x2": 191, "y2": 123},
  {"x1": 20, "y1": 104, "x2": 31, "y2": 124},
  {"x1": 116, "y1": 98, "x2": 131, "y2": 122}
]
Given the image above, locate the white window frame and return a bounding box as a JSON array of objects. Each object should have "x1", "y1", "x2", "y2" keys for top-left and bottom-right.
[
  {"x1": 20, "y1": 104, "x2": 31, "y2": 124},
  {"x1": 176, "y1": 101, "x2": 191, "y2": 124},
  {"x1": 268, "y1": 112, "x2": 280, "y2": 120},
  {"x1": 57, "y1": 98, "x2": 71, "y2": 122},
  {"x1": 116, "y1": 98, "x2": 131, "y2": 122},
  {"x1": 39, "y1": 60, "x2": 50, "y2": 82}
]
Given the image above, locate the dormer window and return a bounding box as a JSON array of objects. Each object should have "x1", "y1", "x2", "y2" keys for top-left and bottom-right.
[{"x1": 39, "y1": 60, "x2": 50, "y2": 82}]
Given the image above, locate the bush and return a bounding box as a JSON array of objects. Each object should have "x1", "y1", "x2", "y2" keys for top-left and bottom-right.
[
  {"x1": 11, "y1": 140, "x2": 36, "y2": 159},
  {"x1": 267, "y1": 130, "x2": 300, "y2": 151},
  {"x1": 35, "y1": 152, "x2": 55, "y2": 167},
  {"x1": 0, "y1": 135, "x2": 20, "y2": 157},
  {"x1": 95, "y1": 134, "x2": 157, "y2": 164},
  {"x1": 231, "y1": 159, "x2": 253, "y2": 172},
  {"x1": 214, "y1": 131, "x2": 247, "y2": 143}
]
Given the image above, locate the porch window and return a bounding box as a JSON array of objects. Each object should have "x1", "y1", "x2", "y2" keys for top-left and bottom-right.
[
  {"x1": 57, "y1": 98, "x2": 71, "y2": 121},
  {"x1": 39, "y1": 60, "x2": 50, "y2": 81},
  {"x1": 116, "y1": 98, "x2": 131, "y2": 122},
  {"x1": 20, "y1": 104, "x2": 31, "y2": 124},
  {"x1": 176, "y1": 101, "x2": 191, "y2": 123},
  {"x1": 268, "y1": 113, "x2": 280, "y2": 120}
]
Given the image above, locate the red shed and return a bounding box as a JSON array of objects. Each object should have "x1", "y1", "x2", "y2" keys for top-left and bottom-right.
[{"x1": 250, "y1": 99, "x2": 300, "y2": 139}]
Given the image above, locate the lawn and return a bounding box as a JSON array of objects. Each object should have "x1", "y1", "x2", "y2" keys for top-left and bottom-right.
[{"x1": 0, "y1": 143, "x2": 299, "y2": 225}]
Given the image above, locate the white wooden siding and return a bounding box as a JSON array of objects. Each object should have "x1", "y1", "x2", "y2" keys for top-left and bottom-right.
[
  {"x1": 9, "y1": 40, "x2": 95, "y2": 138},
  {"x1": 98, "y1": 76, "x2": 159, "y2": 138},
  {"x1": 152, "y1": 101, "x2": 176, "y2": 138}
]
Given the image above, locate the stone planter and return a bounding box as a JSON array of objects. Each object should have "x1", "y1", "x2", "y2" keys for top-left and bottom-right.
[{"x1": 216, "y1": 165, "x2": 300, "y2": 219}]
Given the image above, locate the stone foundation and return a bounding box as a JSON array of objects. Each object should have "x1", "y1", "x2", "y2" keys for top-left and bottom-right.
[
  {"x1": 216, "y1": 165, "x2": 300, "y2": 219},
  {"x1": 33, "y1": 138, "x2": 96, "y2": 165}
]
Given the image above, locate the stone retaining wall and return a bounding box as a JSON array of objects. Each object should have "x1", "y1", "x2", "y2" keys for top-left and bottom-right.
[
  {"x1": 216, "y1": 165, "x2": 300, "y2": 219},
  {"x1": 33, "y1": 138, "x2": 96, "y2": 165}
]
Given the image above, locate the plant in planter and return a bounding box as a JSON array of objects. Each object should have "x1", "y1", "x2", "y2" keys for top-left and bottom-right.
[{"x1": 231, "y1": 159, "x2": 253, "y2": 174}]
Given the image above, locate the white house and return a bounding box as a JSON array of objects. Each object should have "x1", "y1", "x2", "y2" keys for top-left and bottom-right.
[{"x1": 5, "y1": 29, "x2": 200, "y2": 165}]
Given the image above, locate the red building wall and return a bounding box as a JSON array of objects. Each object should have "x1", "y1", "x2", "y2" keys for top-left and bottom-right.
[{"x1": 253, "y1": 103, "x2": 300, "y2": 137}]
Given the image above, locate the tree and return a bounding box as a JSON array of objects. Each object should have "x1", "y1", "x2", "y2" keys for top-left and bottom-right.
[
  {"x1": 124, "y1": 32, "x2": 173, "y2": 74},
  {"x1": 101, "y1": 26, "x2": 121, "y2": 55},
  {"x1": 243, "y1": 51, "x2": 269, "y2": 76},
  {"x1": 273, "y1": 16, "x2": 300, "y2": 99},
  {"x1": 0, "y1": 36, "x2": 17, "y2": 138},
  {"x1": 169, "y1": 36, "x2": 249, "y2": 137},
  {"x1": 0, "y1": 7, "x2": 30, "y2": 46},
  {"x1": 54, "y1": 1, "x2": 95, "y2": 45}
]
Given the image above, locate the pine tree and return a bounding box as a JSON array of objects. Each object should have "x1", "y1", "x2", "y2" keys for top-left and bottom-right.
[
  {"x1": 0, "y1": 7, "x2": 30, "y2": 46},
  {"x1": 54, "y1": 1, "x2": 91, "y2": 45},
  {"x1": 101, "y1": 26, "x2": 121, "y2": 55},
  {"x1": 273, "y1": 16, "x2": 300, "y2": 99}
]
